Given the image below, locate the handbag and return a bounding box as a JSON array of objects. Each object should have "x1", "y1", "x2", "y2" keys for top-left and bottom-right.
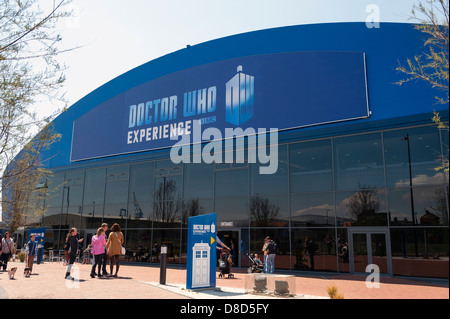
[{"x1": 114, "y1": 232, "x2": 126, "y2": 255}]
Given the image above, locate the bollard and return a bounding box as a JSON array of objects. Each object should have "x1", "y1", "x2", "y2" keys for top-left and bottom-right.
[
  {"x1": 37, "y1": 246, "x2": 43, "y2": 264},
  {"x1": 160, "y1": 245, "x2": 167, "y2": 285}
]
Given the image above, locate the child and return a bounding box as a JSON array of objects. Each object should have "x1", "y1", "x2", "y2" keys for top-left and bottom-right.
[
  {"x1": 90, "y1": 227, "x2": 106, "y2": 278},
  {"x1": 83, "y1": 245, "x2": 91, "y2": 264}
]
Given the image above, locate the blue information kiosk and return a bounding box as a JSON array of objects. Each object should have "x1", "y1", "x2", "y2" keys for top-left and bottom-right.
[{"x1": 186, "y1": 213, "x2": 217, "y2": 290}]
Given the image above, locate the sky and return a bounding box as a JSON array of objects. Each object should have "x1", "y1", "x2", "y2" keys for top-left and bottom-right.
[{"x1": 35, "y1": 0, "x2": 427, "y2": 119}]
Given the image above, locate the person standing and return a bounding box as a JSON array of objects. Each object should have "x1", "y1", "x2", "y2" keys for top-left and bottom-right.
[
  {"x1": 90, "y1": 227, "x2": 107, "y2": 278},
  {"x1": 25, "y1": 234, "x2": 37, "y2": 274},
  {"x1": 1, "y1": 232, "x2": 15, "y2": 271},
  {"x1": 106, "y1": 223, "x2": 124, "y2": 278},
  {"x1": 65, "y1": 228, "x2": 83, "y2": 280},
  {"x1": 264, "y1": 236, "x2": 277, "y2": 274},
  {"x1": 101, "y1": 223, "x2": 109, "y2": 276},
  {"x1": 304, "y1": 237, "x2": 316, "y2": 271},
  {"x1": 262, "y1": 237, "x2": 269, "y2": 273}
]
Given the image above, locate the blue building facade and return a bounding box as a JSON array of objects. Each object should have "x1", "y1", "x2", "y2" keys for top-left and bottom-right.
[{"x1": 4, "y1": 23, "x2": 449, "y2": 278}]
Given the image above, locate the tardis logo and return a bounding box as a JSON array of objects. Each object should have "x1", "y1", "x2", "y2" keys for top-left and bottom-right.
[{"x1": 225, "y1": 65, "x2": 255, "y2": 125}]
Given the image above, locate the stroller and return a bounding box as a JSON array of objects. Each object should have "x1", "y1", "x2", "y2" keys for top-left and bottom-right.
[
  {"x1": 218, "y1": 249, "x2": 234, "y2": 278},
  {"x1": 247, "y1": 253, "x2": 264, "y2": 273}
]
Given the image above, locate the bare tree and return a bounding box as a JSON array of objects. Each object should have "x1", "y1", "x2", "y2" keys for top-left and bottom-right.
[
  {"x1": 153, "y1": 179, "x2": 181, "y2": 226},
  {"x1": 346, "y1": 188, "x2": 381, "y2": 222},
  {"x1": 249, "y1": 195, "x2": 280, "y2": 227},
  {"x1": 1, "y1": 0, "x2": 74, "y2": 230}
]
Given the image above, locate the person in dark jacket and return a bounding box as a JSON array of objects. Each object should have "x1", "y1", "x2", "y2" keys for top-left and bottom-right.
[
  {"x1": 25, "y1": 234, "x2": 37, "y2": 273},
  {"x1": 65, "y1": 228, "x2": 83, "y2": 280}
]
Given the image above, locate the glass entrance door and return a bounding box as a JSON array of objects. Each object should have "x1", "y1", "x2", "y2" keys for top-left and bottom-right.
[
  {"x1": 349, "y1": 228, "x2": 392, "y2": 275},
  {"x1": 217, "y1": 230, "x2": 240, "y2": 267}
]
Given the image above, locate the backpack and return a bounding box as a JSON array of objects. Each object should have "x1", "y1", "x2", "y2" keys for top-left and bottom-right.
[{"x1": 268, "y1": 240, "x2": 278, "y2": 254}]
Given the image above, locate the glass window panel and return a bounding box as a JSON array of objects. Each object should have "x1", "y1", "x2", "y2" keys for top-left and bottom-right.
[
  {"x1": 181, "y1": 198, "x2": 214, "y2": 227},
  {"x1": 61, "y1": 171, "x2": 84, "y2": 228},
  {"x1": 335, "y1": 189, "x2": 387, "y2": 226},
  {"x1": 43, "y1": 172, "x2": 65, "y2": 227},
  {"x1": 83, "y1": 168, "x2": 106, "y2": 220},
  {"x1": 334, "y1": 133, "x2": 384, "y2": 190},
  {"x1": 124, "y1": 229, "x2": 152, "y2": 262},
  {"x1": 388, "y1": 188, "x2": 413, "y2": 226},
  {"x1": 183, "y1": 162, "x2": 214, "y2": 199},
  {"x1": 128, "y1": 162, "x2": 155, "y2": 223},
  {"x1": 155, "y1": 175, "x2": 182, "y2": 202},
  {"x1": 249, "y1": 194, "x2": 289, "y2": 227},
  {"x1": 414, "y1": 186, "x2": 449, "y2": 226},
  {"x1": 250, "y1": 229, "x2": 290, "y2": 270},
  {"x1": 289, "y1": 139, "x2": 333, "y2": 193},
  {"x1": 291, "y1": 228, "x2": 338, "y2": 272},
  {"x1": 154, "y1": 174, "x2": 183, "y2": 228},
  {"x1": 387, "y1": 186, "x2": 448, "y2": 227},
  {"x1": 251, "y1": 144, "x2": 288, "y2": 195},
  {"x1": 409, "y1": 126, "x2": 445, "y2": 185},
  {"x1": 336, "y1": 228, "x2": 350, "y2": 273},
  {"x1": 290, "y1": 192, "x2": 335, "y2": 226},
  {"x1": 151, "y1": 229, "x2": 181, "y2": 265},
  {"x1": 104, "y1": 165, "x2": 129, "y2": 220},
  {"x1": 215, "y1": 196, "x2": 249, "y2": 227},
  {"x1": 390, "y1": 228, "x2": 449, "y2": 278},
  {"x1": 215, "y1": 168, "x2": 248, "y2": 197},
  {"x1": 384, "y1": 126, "x2": 445, "y2": 188}
]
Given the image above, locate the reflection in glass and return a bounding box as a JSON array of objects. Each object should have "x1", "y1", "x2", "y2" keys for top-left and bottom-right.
[
  {"x1": 371, "y1": 233, "x2": 388, "y2": 274},
  {"x1": 252, "y1": 144, "x2": 288, "y2": 195},
  {"x1": 124, "y1": 229, "x2": 152, "y2": 262},
  {"x1": 215, "y1": 167, "x2": 248, "y2": 198},
  {"x1": 291, "y1": 228, "x2": 338, "y2": 272},
  {"x1": 104, "y1": 165, "x2": 129, "y2": 225},
  {"x1": 389, "y1": 186, "x2": 449, "y2": 226},
  {"x1": 352, "y1": 233, "x2": 368, "y2": 273},
  {"x1": 336, "y1": 188, "x2": 387, "y2": 226},
  {"x1": 128, "y1": 162, "x2": 155, "y2": 228},
  {"x1": 215, "y1": 196, "x2": 249, "y2": 227},
  {"x1": 152, "y1": 229, "x2": 181, "y2": 265},
  {"x1": 289, "y1": 139, "x2": 332, "y2": 193},
  {"x1": 153, "y1": 175, "x2": 182, "y2": 227},
  {"x1": 334, "y1": 133, "x2": 384, "y2": 190},
  {"x1": 388, "y1": 188, "x2": 412, "y2": 225},
  {"x1": 249, "y1": 195, "x2": 288, "y2": 227},
  {"x1": 181, "y1": 198, "x2": 213, "y2": 227},
  {"x1": 414, "y1": 186, "x2": 449, "y2": 225},
  {"x1": 62, "y1": 170, "x2": 84, "y2": 228},
  {"x1": 384, "y1": 126, "x2": 445, "y2": 188},
  {"x1": 250, "y1": 229, "x2": 290, "y2": 270},
  {"x1": 290, "y1": 192, "x2": 334, "y2": 226},
  {"x1": 184, "y1": 163, "x2": 214, "y2": 199},
  {"x1": 390, "y1": 228, "x2": 449, "y2": 277},
  {"x1": 42, "y1": 172, "x2": 65, "y2": 227},
  {"x1": 83, "y1": 168, "x2": 106, "y2": 222}
]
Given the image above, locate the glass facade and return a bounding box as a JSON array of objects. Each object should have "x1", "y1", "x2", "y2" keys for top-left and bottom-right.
[{"x1": 26, "y1": 123, "x2": 449, "y2": 278}]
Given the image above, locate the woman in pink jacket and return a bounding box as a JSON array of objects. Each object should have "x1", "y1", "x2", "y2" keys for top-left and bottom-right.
[{"x1": 90, "y1": 227, "x2": 106, "y2": 278}]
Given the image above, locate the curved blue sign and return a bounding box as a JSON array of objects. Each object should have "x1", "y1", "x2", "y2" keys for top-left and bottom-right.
[{"x1": 71, "y1": 51, "x2": 369, "y2": 162}]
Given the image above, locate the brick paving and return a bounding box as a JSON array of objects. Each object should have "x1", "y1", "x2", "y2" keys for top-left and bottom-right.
[{"x1": 0, "y1": 260, "x2": 447, "y2": 299}]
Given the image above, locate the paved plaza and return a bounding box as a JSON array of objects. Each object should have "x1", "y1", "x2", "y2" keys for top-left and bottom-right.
[{"x1": 0, "y1": 260, "x2": 447, "y2": 300}]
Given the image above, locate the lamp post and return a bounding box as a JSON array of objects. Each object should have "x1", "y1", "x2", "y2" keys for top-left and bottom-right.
[{"x1": 402, "y1": 133, "x2": 418, "y2": 257}]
